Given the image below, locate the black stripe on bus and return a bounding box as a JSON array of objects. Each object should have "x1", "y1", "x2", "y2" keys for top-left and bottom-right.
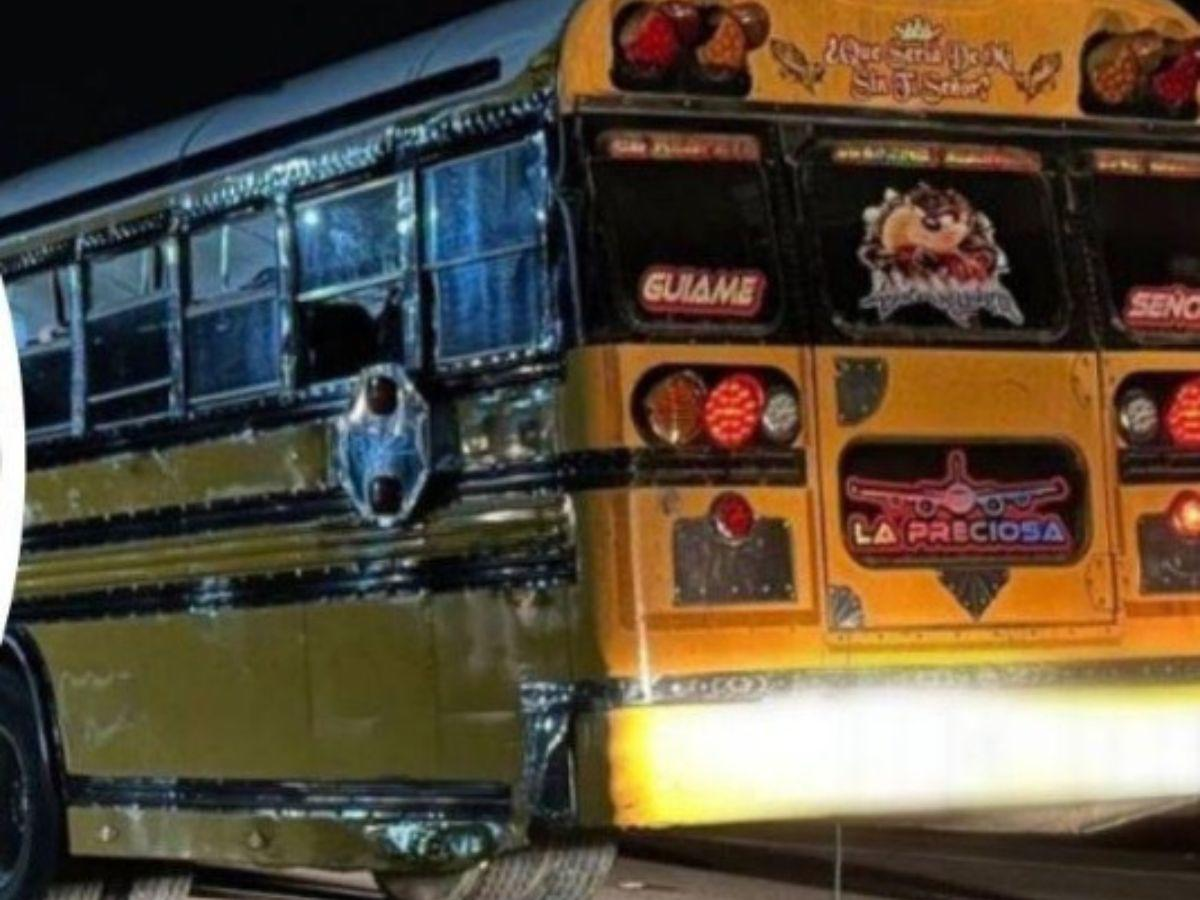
[
  {"x1": 22, "y1": 449, "x2": 806, "y2": 554},
  {"x1": 11, "y1": 553, "x2": 575, "y2": 625},
  {"x1": 68, "y1": 775, "x2": 510, "y2": 816}
]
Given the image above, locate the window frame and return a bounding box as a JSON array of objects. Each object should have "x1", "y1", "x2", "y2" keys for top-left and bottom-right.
[
  {"x1": 292, "y1": 173, "x2": 414, "y2": 304},
  {"x1": 421, "y1": 133, "x2": 557, "y2": 371},
  {"x1": 83, "y1": 239, "x2": 178, "y2": 430},
  {"x1": 586, "y1": 132, "x2": 789, "y2": 341},
  {"x1": 796, "y1": 137, "x2": 1076, "y2": 348},
  {"x1": 12, "y1": 265, "x2": 76, "y2": 441},
  {"x1": 185, "y1": 206, "x2": 287, "y2": 408},
  {"x1": 1082, "y1": 148, "x2": 1200, "y2": 349}
]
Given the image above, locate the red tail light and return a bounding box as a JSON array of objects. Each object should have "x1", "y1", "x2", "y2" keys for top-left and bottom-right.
[
  {"x1": 703, "y1": 373, "x2": 766, "y2": 450},
  {"x1": 1169, "y1": 491, "x2": 1200, "y2": 540},
  {"x1": 711, "y1": 492, "x2": 756, "y2": 542},
  {"x1": 1166, "y1": 377, "x2": 1200, "y2": 448}
]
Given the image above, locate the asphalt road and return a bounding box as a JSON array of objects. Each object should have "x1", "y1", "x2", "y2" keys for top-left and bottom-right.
[{"x1": 56, "y1": 816, "x2": 1200, "y2": 899}]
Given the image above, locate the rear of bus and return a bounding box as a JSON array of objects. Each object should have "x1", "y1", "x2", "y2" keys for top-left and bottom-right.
[{"x1": 555, "y1": 0, "x2": 1200, "y2": 830}]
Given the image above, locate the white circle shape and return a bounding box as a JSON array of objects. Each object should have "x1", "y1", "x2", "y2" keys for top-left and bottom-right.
[{"x1": 0, "y1": 279, "x2": 26, "y2": 638}]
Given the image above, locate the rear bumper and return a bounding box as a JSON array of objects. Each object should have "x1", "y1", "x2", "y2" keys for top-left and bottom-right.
[{"x1": 573, "y1": 670, "x2": 1200, "y2": 830}]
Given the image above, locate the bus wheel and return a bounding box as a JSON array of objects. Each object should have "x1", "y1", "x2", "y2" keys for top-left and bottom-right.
[
  {"x1": 376, "y1": 837, "x2": 616, "y2": 900},
  {"x1": 0, "y1": 666, "x2": 62, "y2": 900}
]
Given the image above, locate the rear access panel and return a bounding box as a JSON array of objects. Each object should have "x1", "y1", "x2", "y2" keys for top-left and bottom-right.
[{"x1": 815, "y1": 349, "x2": 1116, "y2": 640}]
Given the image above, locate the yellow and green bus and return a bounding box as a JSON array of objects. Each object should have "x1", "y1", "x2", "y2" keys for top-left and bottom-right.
[{"x1": 6, "y1": 0, "x2": 1200, "y2": 897}]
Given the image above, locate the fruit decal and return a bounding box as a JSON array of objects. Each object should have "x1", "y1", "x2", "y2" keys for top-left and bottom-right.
[
  {"x1": 858, "y1": 184, "x2": 1023, "y2": 329},
  {"x1": 612, "y1": 1, "x2": 771, "y2": 96},
  {"x1": 1082, "y1": 29, "x2": 1200, "y2": 119}
]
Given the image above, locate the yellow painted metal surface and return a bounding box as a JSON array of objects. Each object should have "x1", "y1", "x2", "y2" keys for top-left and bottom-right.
[
  {"x1": 35, "y1": 585, "x2": 574, "y2": 781},
  {"x1": 814, "y1": 348, "x2": 1117, "y2": 639},
  {"x1": 561, "y1": 0, "x2": 1200, "y2": 119},
  {"x1": 25, "y1": 423, "x2": 332, "y2": 528}
]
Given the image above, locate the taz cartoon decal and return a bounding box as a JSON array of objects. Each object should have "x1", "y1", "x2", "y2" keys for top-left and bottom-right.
[
  {"x1": 858, "y1": 183, "x2": 1024, "y2": 329},
  {"x1": 846, "y1": 450, "x2": 1073, "y2": 563},
  {"x1": 612, "y1": 2, "x2": 771, "y2": 97}
]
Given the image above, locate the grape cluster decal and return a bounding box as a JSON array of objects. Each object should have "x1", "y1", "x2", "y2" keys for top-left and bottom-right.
[{"x1": 612, "y1": 1, "x2": 772, "y2": 96}]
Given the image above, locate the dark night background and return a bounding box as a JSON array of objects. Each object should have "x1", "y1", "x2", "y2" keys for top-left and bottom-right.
[{"x1": 2, "y1": 0, "x2": 1200, "y2": 181}]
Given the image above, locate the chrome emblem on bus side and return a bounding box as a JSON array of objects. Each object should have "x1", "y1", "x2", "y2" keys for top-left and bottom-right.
[{"x1": 335, "y1": 364, "x2": 431, "y2": 527}]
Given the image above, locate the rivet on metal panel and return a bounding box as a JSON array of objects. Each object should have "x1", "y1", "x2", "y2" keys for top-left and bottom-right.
[{"x1": 247, "y1": 829, "x2": 270, "y2": 851}]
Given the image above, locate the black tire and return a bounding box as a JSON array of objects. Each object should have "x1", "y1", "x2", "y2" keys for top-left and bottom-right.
[
  {"x1": 0, "y1": 665, "x2": 62, "y2": 900},
  {"x1": 377, "y1": 837, "x2": 615, "y2": 900}
]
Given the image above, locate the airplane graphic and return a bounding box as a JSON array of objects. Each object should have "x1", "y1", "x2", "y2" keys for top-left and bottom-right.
[{"x1": 846, "y1": 449, "x2": 1069, "y2": 520}]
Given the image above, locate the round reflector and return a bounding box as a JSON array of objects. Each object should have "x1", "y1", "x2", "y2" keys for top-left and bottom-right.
[
  {"x1": 711, "y1": 492, "x2": 756, "y2": 542},
  {"x1": 1169, "y1": 491, "x2": 1200, "y2": 540},
  {"x1": 643, "y1": 370, "x2": 708, "y2": 446},
  {"x1": 1166, "y1": 377, "x2": 1200, "y2": 448},
  {"x1": 704, "y1": 373, "x2": 766, "y2": 450},
  {"x1": 1117, "y1": 388, "x2": 1160, "y2": 446}
]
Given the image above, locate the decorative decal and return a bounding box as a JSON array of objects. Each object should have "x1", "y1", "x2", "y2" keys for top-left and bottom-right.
[
  {"x1": 845, "y1": 450, "x2": 1073, "y2": 562},
  {"x1": 638, "y1": 265, "x2": 767, "y2": 318},
  {"x1": 769, "y1": 16, "x2": 1060, "y2": 108},
  {"x1": 835, "y1": 357, "x2": 888, "y2": 427},
  {"x1": 770, "y1": 39, "x2": 826, "y2": 94},
  {"x1": 827, "y1": 584, "x2": 865, "y2": 631},
  {"x1": 939, "y1": 568, "x2": 1010, "y2": 620},
  {"x1": 612, "y1": 2, "x2": 772, "y2": 97},
  {"x1": 1123, "y1": 285, "x2": 1200, "y2": 333},
  {"x1": 599, "y1": 130, "x2": 762, "y2": 163},
  {"x1": 858, "y1": 183, "x2": 1023, "y2": 329},
  {"x1": 1082, "y1": 30, "x2": 1200, "y2": 120}
]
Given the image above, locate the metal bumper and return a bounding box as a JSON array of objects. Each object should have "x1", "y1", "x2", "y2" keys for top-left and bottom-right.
[{"x1": 569, "y1": 669, "x2": 1200, "y2": 830}]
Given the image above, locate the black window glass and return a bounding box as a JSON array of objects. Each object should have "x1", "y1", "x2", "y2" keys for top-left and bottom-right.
[
  {"x1": 592, "y1": 154, "x2": 779, "y2": 330},
  {"x1": 11, "y1": 268, "x2": 73, "y2": 432},
  {"x1": 87, "y1": 243, "x2": 172, "y2": 426},
  {"x1": 808, "y1": 146, "x2": 1066, "y2": 337},
  {"x1": 190, "y1": 211, "x2": 278, "y2": 300},
  {"x1": 423, "y1": 136, "x2": 552, "y2": 365},
  {"x1": 10, "y1": 269, "x2": 69, "y2": 351},
  {"x1": 1093, "y1": 162, "x2": 1200, "y2": 340},
  {"x1": 295, "y1": 180, "x2": 402, "y2": 294},
  {"x1": 90, "y1": 245, "x2": 167, "y2": 312}
]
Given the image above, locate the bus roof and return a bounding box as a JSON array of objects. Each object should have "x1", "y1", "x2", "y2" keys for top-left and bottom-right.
[
  {"x1": 563, "y1": 0, "x2": 1200, "y2": 125},
  {"x1": 0, "y1": 0, "x2": 577, "y2": 232}
]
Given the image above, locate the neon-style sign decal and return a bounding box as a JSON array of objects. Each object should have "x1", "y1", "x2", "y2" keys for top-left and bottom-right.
[
  {"x1": 1124, "y1": 285, "x2": 1200, "y2": 333},
  {"x1": 639, "y1": 265, "x2": 768, "y2": 318},
  {"x1": 599, "y1": 130, "x2": 762, "y2": 164},
  {"x1": 858, "y1": 183, "x2": 1023, "y2": 329},
  {"x1": 846, "y1": 450, "x2": 1073, "y2": 561}
]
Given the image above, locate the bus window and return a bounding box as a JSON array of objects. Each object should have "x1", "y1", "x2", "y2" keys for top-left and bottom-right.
[
  {"x1": 806, "y1": 142, "x2": 1068, "y2": 340},
  {"x1": 9, "y1": 267, "x2": 72, "y2": 435},
  {"x1": 294, "y1": 176, "x2": 413, "y2": 383},
  {"x1": 187, "y1": 210, "x2": 282, "y2": 402},
  {"x1": 423, "y1": 134, "x2": 554, "y2": 367},
  {"x1": 1091, "y1": 151, "x2": 1200, "y2": 340},
  {"x1": 589, "y1": 130, "x2": 780, "y2": 334},
  {"x1": 86, "y1": 243, "x2": 173, "y2": 427}
]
